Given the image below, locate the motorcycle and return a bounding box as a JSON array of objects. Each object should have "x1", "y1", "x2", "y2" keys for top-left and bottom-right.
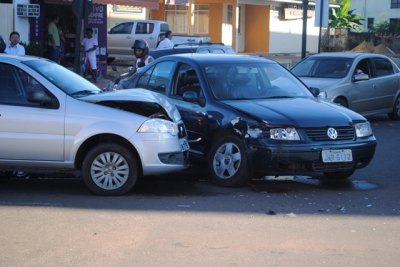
[{"x1": 105, "y1": 62, "x2": 146, "y2": 91}]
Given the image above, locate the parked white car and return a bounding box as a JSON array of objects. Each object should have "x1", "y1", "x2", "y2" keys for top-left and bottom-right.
[{"x1": 0, "y1": 54, "x2": 189, "y2": 195}]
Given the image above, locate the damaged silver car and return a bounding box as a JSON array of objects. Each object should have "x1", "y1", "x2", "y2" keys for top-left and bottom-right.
[{"x1": 0, "y1": 55, "x2": 189, "y2": 195}]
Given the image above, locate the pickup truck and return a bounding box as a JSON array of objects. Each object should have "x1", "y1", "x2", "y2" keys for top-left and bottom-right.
[{"x1": 107, "y1": 20, "x2": 211, "y2": 61}]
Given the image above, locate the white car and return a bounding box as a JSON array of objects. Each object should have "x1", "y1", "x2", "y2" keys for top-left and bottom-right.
[{"x1": 0, "y1": 54, "x2": 189, "y2": 195}]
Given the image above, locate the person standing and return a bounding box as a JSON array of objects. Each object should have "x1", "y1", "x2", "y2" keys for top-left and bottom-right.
[
  {"x1": 156, "y1": 30, "x2": 174, "y2": 50},
  {"x1": 47, "y1": 15, "x2": 60, "y2": 63},
  {"x1": 81, "y1": 28, "x2": 99, "y2": 81},
  {"x1": 4, "y1": 31, "x2": 25, "y2": 55}
]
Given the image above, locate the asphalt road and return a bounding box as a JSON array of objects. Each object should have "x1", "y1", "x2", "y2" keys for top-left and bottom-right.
[{"x1": 0, "y1": 114, "x2": 399, "y2": 267}]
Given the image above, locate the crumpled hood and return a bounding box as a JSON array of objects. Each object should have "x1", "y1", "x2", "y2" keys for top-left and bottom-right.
[
  {"x1": 80, "y1": 88, "x2": 182, "y2": 122},
  {"x1": 223, "y1": 97, "x2": 366, "y2": 127}
]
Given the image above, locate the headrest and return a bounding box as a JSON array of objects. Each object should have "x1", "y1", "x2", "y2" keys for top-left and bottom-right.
[{"x1": 183, "y1": 69, "x2": 198, "y2": 84}]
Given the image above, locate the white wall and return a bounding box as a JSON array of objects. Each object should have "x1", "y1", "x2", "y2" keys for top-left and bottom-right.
[
  {"x1": 0, "y1": 4, "x2": 13, "y2": 41},
  {"x1": 14, "y1": 0, "x2": 31, "y2": 44},
  {"x1": 269, "y1": 9, "x2": 321, "y2": 54},
  {"x1": 351, "y1": 0, "x2": 398, "y2": 31}
]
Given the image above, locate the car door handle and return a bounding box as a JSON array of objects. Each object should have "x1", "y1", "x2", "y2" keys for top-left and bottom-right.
[{"x1": 189, "y1": 137, "x2": 202, "y2": 143}]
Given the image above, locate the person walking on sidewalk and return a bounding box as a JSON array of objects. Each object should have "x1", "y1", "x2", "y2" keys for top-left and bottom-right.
[
  {"x1": 5, "y1": 31, "x2": 25, "y2": 55},
  {"x1": 47, "y1": 15, "x2": 61, "y2": 63},
  {"x1": 81, "y1": 28, "x2": 99, "y2": 81}
]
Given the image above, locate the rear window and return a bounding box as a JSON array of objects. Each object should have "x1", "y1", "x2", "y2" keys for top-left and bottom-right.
[{"x1": 373, "y1": 58, "x2": 394, "y2": 77}]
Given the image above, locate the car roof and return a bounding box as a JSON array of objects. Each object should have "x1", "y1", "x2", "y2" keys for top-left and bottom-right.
[
  {"x1": 158, "y1": 53, "x2": 277, "y2": 64},
  {"x1": 306, "y1": 52, "x2": 391, "y2": 59},
  {"x1": 0, "y1": 54, "x2": 42, "y2": 63}
]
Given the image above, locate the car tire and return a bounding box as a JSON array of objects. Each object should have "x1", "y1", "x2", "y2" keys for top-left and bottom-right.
[
  {"x1": 388, "y1": 95, "x2": 400, "y2": 120},
  {"x1": 208, "y1": 135, "x2": 251, "y2": 187},
  {"x1": 82, "y1": 143, "x2": 139, "y2": 196},
  {"x1": 333, "y1": 97, "x2": 348, "y2": 108}
]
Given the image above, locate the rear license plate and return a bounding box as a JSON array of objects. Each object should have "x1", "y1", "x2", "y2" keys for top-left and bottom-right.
[
  {"x1": 322, "y1": 149, "x2": 353, "y2": 163},
  {"x1": 180, "y1": 139, "x2": 190, "y2": 152}
]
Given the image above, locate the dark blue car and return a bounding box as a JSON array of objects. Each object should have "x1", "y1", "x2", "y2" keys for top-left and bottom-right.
[{"x1": 120, "y1": 54, "x2": 376, "y2": 187}]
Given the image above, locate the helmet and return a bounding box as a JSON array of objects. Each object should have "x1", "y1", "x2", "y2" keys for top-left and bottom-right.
[
  {"x1": 132, "y1": 39, "x2": 149, "y2": 59},
  {"x1": 132, "y1": 39, "x2": 147, "y2": 50}
]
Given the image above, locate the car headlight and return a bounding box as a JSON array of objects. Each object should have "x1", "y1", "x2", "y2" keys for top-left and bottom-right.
[
  {"x1": 138, "y1": 119, "x2": 179, "y2": 136},
  {"x1": 354, "y1": 122, "x2": 373, "y2": 137},
  {"x1": 270, "y1": 127, "x2": 300, "y2": 141}
]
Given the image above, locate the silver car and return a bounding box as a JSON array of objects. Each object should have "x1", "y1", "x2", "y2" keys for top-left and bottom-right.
[
  {"x1": 291, "y1": 52, "x2": 400, "y2": 120},
  {"x1": 0, "y1": 54, "x2": 189, "y2": 195}
]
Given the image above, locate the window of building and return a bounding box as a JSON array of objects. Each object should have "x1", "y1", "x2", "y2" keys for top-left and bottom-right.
[
  {"x1": 193, "y1": 5, "x2": 209, "y2": 34},
  {"x1": 367, "y1": 18, "x2": 374, "y2": 30},
  {"x1": 391, "y1": 0, "x2": 400, "y2": 8},
  {"x1": 227, "y1": 4, "x2": 233, "y2": 24},
  {"x1": 165, "y1": 4, "x2": 188, "y2": 34},
  {"x1": 389, "y1": 18, "x2": 400, "y2": 33}
]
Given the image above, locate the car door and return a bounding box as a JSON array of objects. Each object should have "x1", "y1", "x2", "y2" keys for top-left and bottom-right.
[
  {"x1": 0, "y1": 63, "x2": 64, "y2": 161},
  {"x1": 107, "y1": 22, "x2": 135, "y2": 55},
  {"x1": 350, "y1": 57, "x2": 398, "y2": 114},
  {"x1": 134, "y1": 22, "x2": 157, "y2": 49},
  {"x1": 135, "y1": 61, "x2": 209, "y2": 156}
]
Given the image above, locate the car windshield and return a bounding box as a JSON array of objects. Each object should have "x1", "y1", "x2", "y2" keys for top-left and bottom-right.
[
  {"x1": 23, "y1": 59, "x2": 102, "y2": 97},
  {"x1": 291, "y1": 57, "x2": 353, "y2": 78},
  {"x1": 204, "y1": 62, "x2": 314, "y2": 100}
]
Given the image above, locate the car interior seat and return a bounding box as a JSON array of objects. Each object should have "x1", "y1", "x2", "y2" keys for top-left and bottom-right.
[{"x1": 179, "y1": 69, "x2": 200, "y2": 97}]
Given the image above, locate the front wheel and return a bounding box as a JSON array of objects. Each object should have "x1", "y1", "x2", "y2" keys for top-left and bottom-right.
[
  {"x1": 388, "y1": 95, "x2": 400, "y2": 120},
  {"x1": 208, "y1": 135, "x2": 251, "y2": 187},
  {"x1": 82, "y1": 143, "x2": 139, "y2": 195},
  {"x1": 333, "y1": 98, "x2": 348, "y2": 108}
]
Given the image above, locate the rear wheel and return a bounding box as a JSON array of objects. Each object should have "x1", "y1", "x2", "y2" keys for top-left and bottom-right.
[
  {"x1": 388, "y1": 95, "x2": 400, "y2": 120},
  {"x1": 82, "y1": 143, "x2": 139, "y2": 195},
  {"x1": 208, "y1": 135, "x2": 251, "y2": 187}
]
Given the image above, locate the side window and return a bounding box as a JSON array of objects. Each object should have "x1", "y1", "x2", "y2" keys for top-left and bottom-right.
[
  {"x1": 373, "y1": 58, "x2": 394, "y2": 77},
  {"x1": 355, "y1": 59, "x2": 371, "y2": 76},
  {"x1": 109, "y1": 22, "x2": 133, "y2": 34},
  {"x1": 173, "y1": 64, "x2": 201, "y2": 98},
  {"x1": 138, "y1": 61, "x2": 175, "y2": 94},
  {"x1": 160, "y1": 23, "x2": 170, "y2": 33},
  {"x1": 0, "y1": 63, "x2": 51, "y2": 107},
  {"x1": 135, "y1": 23, "x2": 154, "y2": 34}
]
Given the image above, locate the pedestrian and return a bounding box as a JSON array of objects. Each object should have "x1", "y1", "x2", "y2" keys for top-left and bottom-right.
[
  {"x1": 47, "y1": 15, "x2": 61, "y2": 63},
  {"x1": 4, "y1": 31, "x2": 25, "y2": 55},
  {"x1": 156, "y1": 30, "x2": 174, "y2": 50},
  {"x1": 156, "y1": 33, "x2": 165, "y2": 48},
  {"x1": 81, "y1": 28, "x2": 99, "y2": 81}
]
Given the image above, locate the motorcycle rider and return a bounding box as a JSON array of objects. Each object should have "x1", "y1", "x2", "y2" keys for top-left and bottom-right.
[{"x1": 130, "y1": 39, "x2": 154, "y2": 74}]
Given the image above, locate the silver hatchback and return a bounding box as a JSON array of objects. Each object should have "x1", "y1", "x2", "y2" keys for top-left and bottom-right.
[
  {"x1": 0, "y1": 55, "x2": 189, "y2": 195},
  {"x1": 291, "y1": 52, "x2": 400, "y2": 120}
]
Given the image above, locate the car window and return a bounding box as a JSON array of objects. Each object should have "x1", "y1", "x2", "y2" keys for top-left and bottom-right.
[
  {"x1": 173, "y1": 64, "x2": 201, "y2": 99},
  {"x1": 292, "y1": 57, "x2": 353, "y2": 78},
  {"x1": 354, "y1": 58, "x2": 372, "y2": 76},
  {"x1": 160, "y1": 23, "x2": 170, "y2": 33},
  {"x1": 138, "y1": 61, "x2": 174, "y2": 94},
  {"x1": 135, "y1": 22, "x2": 154, "y2": 34},
  {"x1": 0, "y1": 63, "x2": 55, "y2": 107},
  {"x1": 372, "y1": 58, "x2": 394, "y2": 77},
  {"x1": 109, "y1": 22, "x2": 133, "y2": 34},
  {"x1": 205, "y1": 62, "x2": 313, "y2": 100}
]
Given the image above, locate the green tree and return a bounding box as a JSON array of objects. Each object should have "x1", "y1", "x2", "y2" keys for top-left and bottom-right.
[{"x1": 329, "y1": 0, "x2": 363, "y2": 31}]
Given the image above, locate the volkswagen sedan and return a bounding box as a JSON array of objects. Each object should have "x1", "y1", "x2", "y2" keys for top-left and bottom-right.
[{"x1": 120, "y1": 54, "x2": 377, "y2": 187}]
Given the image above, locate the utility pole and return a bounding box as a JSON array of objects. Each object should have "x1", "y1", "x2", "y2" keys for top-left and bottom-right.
[
  {"x1": 73, "y1": 0, "x2": 85, "y2": 74},
  {"x1": 301, "y1": 0, "x2": 308, "y2": 59}
]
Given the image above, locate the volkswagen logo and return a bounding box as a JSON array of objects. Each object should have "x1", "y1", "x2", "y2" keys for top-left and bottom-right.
[{"x1": 327, "y1": 127, "x2": 338, "y2": 140}]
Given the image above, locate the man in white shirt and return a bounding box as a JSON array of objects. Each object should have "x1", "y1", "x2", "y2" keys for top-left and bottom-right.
[
  {"x1": 5, "y1": 31, "x2": 25, "y2": 55},
  {"x1": 81, "y1": 28, "x2": 98, "y2": 81},
  {"x1": 156, "y1": 30, "x2": 174, "y2": 50}
]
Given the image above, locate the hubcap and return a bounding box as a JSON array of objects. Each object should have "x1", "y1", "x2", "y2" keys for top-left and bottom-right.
[
  {"x1": 213, "y1": 142, "x2": 241, "y2": 179},
  {"x1": 90, "y1": 152, "x2": 129, "y2": 190}
]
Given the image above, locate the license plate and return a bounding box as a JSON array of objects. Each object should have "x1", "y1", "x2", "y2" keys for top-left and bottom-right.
[
  {"x1": 322, "y1": 149, "x2": 353, "y2": 163},
  {"x1": 180, "y1": 139, "x2": 190, "y2": 152}
]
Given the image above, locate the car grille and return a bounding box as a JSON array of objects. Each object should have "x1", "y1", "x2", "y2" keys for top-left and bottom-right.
[
  {"x1": 178, "y1": 123, "x2": 187, "y2": 138},
  {"x1": 312, "y1": 162, "x2": 355, "y2": 172},
  {"x1": 304, "y1": 126, "x2": 355, "y2": 141}
]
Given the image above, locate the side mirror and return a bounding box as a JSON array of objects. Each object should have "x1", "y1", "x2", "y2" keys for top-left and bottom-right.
[
  {"x1": 353, "y1": 73, "x2": 369, "y2": 82},
  {"x1": 309, "y1": 87, "x2": 320, "y2": 97},
  {"x1": 27, "y1": 91, "x2": 57, "y2": 108}
]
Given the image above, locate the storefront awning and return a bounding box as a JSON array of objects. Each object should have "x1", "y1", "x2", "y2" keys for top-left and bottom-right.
[{"x1": 92, "y1": 0, "x2": 159, "y2": 9}]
